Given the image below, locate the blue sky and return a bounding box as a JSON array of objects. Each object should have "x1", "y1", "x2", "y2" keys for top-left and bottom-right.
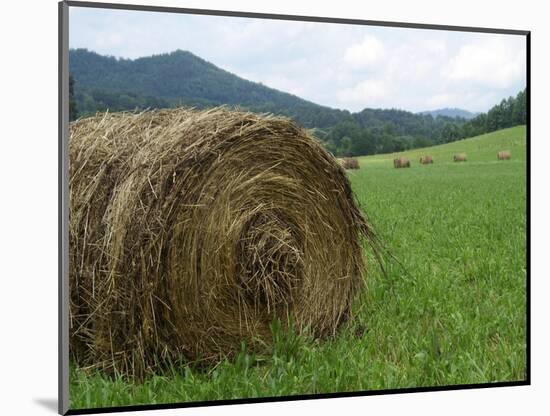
[{"x1": 69, "y1": 7, "x2": 527, "y2": 113}]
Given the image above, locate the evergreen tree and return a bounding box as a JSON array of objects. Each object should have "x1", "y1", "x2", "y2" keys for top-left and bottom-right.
[{"x1": 69, "y1": 75, "x2": 78, "y2": 121}]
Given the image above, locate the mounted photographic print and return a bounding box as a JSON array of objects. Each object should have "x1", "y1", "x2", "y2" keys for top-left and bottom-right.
[{"x1": 58, "y1": 1, "x2": 530, "y2": 414}]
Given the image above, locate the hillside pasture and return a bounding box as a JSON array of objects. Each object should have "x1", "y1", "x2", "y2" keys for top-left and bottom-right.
[{"x1": 356, "y1": 126, "x2": 526, "y2": 166}]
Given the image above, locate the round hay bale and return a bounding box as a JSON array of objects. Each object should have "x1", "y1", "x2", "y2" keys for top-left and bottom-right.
[
  {"x1": 419, "y1": 155, "x2": 433, "y2": 164},
  {"x1": 393, "y1": 157, "x2": 410, "y2": 168},
  {"x1": 69, "y1": 107, "x2": 374, "y2": 379},
  {"x1": 453, "y1": 153, "x2": 467, "y2": 162},
  {"x1": 342, "y1": 157, "x2": 360, "y2": 169},
  {"x1": 497, "y1": 150, "x2": 511, "y2": 160}
]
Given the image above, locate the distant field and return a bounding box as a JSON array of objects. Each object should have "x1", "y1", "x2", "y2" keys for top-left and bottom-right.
[
  {"x1": 70, "y1": 125, "x2": 527, "y2": 410},
  {"x1": 357, "y1": 126, "x2": 526, "y2": 164}
]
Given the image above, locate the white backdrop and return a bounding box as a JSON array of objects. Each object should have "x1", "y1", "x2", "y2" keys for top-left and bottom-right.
[{"x1": 0, "y1": 0, "x2": 547, "y2": 415}]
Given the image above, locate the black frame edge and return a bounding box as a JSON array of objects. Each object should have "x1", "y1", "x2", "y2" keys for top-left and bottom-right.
[
  {"x1": 65, "y1": 0, "x2": 529, "y2": 35},
  {"x1": 525, "y1": 31, "x2": 531, "y2": 385},
  {"x1": 59, "y1": 1, "x2": 70, "y2": 415},
  {"x1": 66, "y1": 380, "x2": 529, "y2": 415}
]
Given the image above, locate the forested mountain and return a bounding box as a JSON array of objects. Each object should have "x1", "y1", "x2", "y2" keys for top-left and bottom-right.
[
  {"x1": 69, "y1": 48, "x2": 349, "y2": 129},
  {"x1": 419, "y1": 108, "x2": 479, "y2": 120},
  {"x1": 69, "y1": 48, "x2": 526, "y2": 157}
]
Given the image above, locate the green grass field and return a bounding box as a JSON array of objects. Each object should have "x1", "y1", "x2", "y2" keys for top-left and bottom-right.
[{"x1": 70, "y1": 125, "x2": 527, "y2": 410}]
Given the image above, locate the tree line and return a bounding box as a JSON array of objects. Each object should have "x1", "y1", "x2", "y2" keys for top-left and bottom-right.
[
  {"x1": 320, "y1": 88, "x2": 526, "y2": 156},
  {"x1": 68, "y1": 49, "x2": 526, "y2": 157}
]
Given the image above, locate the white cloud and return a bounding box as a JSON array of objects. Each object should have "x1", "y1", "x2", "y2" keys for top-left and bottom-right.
[
  {"x1": 445, "y1": 37, "x2": 526, "y2": 88},
  {"x1": 427, "y1": 93, "x2": 450, "y2": 107},
  {"x1": 260, "y1": 75, "x2": 307, "y2": 98},
  {"x1": 69, "y1": 8, "x2": 527, "y2": 113},
  {"x1": 337, "y1": 79, "x2": 389, "y2": 106},
  {"x1": 343, "y1": 35, "x2": 385, "y2": 69},
  {"x1": 385, "y1": 37, "x2": 448, "y2": 82}
]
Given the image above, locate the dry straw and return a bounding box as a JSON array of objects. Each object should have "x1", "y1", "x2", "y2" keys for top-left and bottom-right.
[
  {"x1": 453, "y1": 153, "x2": 467, "y2": 162},
  {"x1": 419, "y1": 155, "x2": 433, "y2": 164},
  {"x1": 69, "y1": 107, "x2": 375, "y2": 379},
  {"x1": 393, "y1": 157, "x2": 410, "y2": 168},
  {"x1": 497, "y1": 150, "x2": 511, "y2": 160},
  {"x1": 341, "y1": 157, "x2": 360, "y2": 169}
]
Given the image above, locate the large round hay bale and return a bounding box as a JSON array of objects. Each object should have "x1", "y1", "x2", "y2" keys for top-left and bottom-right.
[
  {"x1": 453, "y1": 153, "x2": 467, "y2": 162},
  {"x1": 69, "y1": 108, "x2": 373, "y2": 379},
  {"x1": 497, "y1": 150, "x2": 511, "y2": 160}
]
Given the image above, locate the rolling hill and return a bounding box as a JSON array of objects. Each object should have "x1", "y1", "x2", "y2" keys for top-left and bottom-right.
[
  {"x1": 357, "y1": 125, "x2": 526, "y2": 164},
  {"x1": 419, "y1": 108, "x2": 480, "y2": 120}
]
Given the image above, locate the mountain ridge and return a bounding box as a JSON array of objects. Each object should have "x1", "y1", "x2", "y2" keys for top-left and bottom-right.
[
  {"x1": 69, "y1": 48, "x2": 350, "y2": 129},
  {"x1": 69, "y1": 48, "x2": 526, "y2": 157}
]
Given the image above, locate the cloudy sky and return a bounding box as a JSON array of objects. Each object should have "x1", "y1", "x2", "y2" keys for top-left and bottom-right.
[{"x1": 69, "y1": 7, "x2": 526, "y2": 113}]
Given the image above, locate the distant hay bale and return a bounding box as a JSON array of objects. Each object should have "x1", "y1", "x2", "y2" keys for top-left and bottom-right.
[
  {"x1": 342, "y1": 157, "x2": 360, "y2": 169},
  {"x1": 497, "y1": 150, "x2": 511, "y2": 160},
  {"x1": 69, "y1": 107, "x2": 375, "y2": 379},
  {"x1": 393, "y1": 157, "x2": 410, "y2": 168},
  {"x1": 419, "y1": 155, "x2": 433, "y2": 164},
  {"x1": 453, "y1": 153, "x2": 467, "y2": 162}
]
